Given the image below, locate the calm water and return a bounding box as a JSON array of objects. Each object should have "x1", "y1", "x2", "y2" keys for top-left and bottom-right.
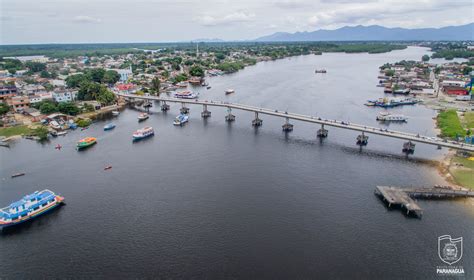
[{"x1": 1, "y1": 47, "x2": 473, "y2": 279}]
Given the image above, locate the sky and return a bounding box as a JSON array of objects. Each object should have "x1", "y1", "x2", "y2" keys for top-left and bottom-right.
[{"x1": 0, "y1": 0, "x2": 472, "y2": 44}]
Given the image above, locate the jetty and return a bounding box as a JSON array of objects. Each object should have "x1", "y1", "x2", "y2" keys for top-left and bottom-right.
[
  {"x1": 117, "y1": 93, "x2": 474, "y2": 153},
  {"x1": 375, "y1": 185, "x2": 474, "y2": 218}
]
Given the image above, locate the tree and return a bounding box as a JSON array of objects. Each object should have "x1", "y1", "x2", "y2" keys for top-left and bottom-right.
[
  {"x1": 85, "y1": 68, "x2": 106, "y2": 83},
  {"x1": 462, "y1": 66, "x2": 472, "y2": 75},
  {"x1": 39, "y1": 102, "x2": 58, "y2": 114},
  {"x1": 25, "y1": 62, "x2": 47, "y2": 72},
  {"x1": 58, "y1": 102, "x2": 80, "y2": 116},
  {"x1": 66, "y1": 74, "x2": 87, "y2": 88},
  {"x1": 32, "y1": 126, "x2": 49, "y2": 141},
  {"x1": 0, "y1": 103, "x2": 11, "y2": 115},
  {"x1": 40, "y1": 70, "x2": 51, "y2": 78},
  {"x1": 103, "y1": 70, "x2": 120, "y2": 84},
  {"x1": 151, "y1": 77, "x2": 160, "y2": 94},
  {"x1": 422, "y1": 55, "x2": 430, "y2": 62},
  {"x1": 189, "y1": 65, "x2": 204, "y2": 77}
]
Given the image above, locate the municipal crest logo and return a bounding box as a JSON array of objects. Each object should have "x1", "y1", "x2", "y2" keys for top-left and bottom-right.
[{"x1": 438, "y1": 235, "x2": 463, "y2": 265}]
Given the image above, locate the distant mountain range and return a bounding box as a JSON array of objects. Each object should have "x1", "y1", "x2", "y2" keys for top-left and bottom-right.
[
  {"x1": 255, "y1": 23, "x2": 474, "y2": 42},
  {"x1": 190, "y1": 38, "x2": 225, "y2": 43}
]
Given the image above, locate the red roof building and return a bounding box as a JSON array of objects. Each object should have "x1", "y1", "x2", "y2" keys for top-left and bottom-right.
[{"x1": 443, "y1": 86, "x2": 468, "y2": 95}]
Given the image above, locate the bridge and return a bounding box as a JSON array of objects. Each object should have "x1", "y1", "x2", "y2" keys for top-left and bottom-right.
[{"x1": 116, "y1": 93, "x2": 474, "y2": 152}]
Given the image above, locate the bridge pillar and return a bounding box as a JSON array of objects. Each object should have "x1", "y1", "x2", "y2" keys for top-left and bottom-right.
[
  {"x1": 356, "y1": 132, "x2": 368, "y2": 146},
  {"x1": 161, "y1": 101, "x2": 170, "y2": 112},
  {"x1": 252, "y1": 112, "x2": 262, "y2": 127},
  {"x1": 317, "y1": 124, "x2": 328, "y2": 138},
  {"x1": 402, "y1": 141, "x2": 415, "y2": 154},
  {"x1": 180, "y1": 103, "x2": 190, "y2": 114},
  {"x1": 225, "y1": 107, "x2": 235, "y2": 122},
  {"x1": 201, "y1": 104, "x2": 211, "y2": 118},
  {"x1": 282, "y1": 117, "x2": 293, "y2": 132}
]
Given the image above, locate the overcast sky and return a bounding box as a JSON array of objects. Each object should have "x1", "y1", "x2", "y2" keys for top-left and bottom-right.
[{"x1": 1, "y1": 0, "x2": 472, "y2": 44}]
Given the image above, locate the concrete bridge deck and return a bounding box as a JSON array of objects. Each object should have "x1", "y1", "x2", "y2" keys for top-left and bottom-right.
[{"x1": 116, "y1": 93, "x2": 474, "y2": 152}]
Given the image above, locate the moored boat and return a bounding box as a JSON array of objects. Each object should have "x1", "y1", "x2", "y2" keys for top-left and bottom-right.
[
  {"x1": 112, "y1": 110, "x2": 120, "y2": 116},
  {"x1": 376, "y1": 112, "x2": 408, "y2": 122},
  {"x1": 225, "y1": 89, "x2": 235, "y2": 95},
  {"x1": 11, "y1": 172, "x2": 25, "y2": 178},
  {"x1": 174, "y1": 91, "x2": 199, "y2": 99},
  {"x1": 173, "y1": 114, "x2": 189, "y2": 126},
  {"x1": 0, "y1": 189, "x2": 65, "y2": 229},
  {"x1": 315, "y1": 69, "x2": 327, "y2": 73},
  {"x1": 76, "y1": 137, "x2": 97, "y2": 149},
  {"x1": 104, "y1": 123, "x2": 116, "y2": 131},
  {"x1": 133, "y1": 126, "x2": 154, "y2": 141},
  {"x1": 138, "y1": 113, "x2": 149, "y2": 122}
]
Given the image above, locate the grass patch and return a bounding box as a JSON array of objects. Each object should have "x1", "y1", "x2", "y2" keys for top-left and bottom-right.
[
  {"x1": 451, "y1": 169, "x2": 474, "y2": 190},
  {"x1": 452, "y1": 156, "x2": 474, "y2": 169},
  {"x1": 0, "y1": 125, "x2": 32, "y2": 138},
  {"x1": 437, "y1": 109, "x2": 465, "y2": 138},
  {"x1": 461, "y1": 111, "x2": 474, "y2": 130}
]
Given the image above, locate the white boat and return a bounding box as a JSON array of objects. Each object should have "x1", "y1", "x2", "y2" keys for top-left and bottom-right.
[
  {"x1": 112, "y1": 110, "x2": 120, "y2": 116},
  {"x1": 138, "y1": 113, "x2": 149, "y2": 122},
  {"x1": 173, "y1": 114, "x2": 189, "y2": 126},
  {"x1": 174, "y1": 91, "x2": 199, "y2": 99},
  {"x1": 132, "y1": 126, "x2": 154, "y2": 141},
  {"x1": 225, "y1": 89, "x2": 235, "y2": 95},
  {"x1": 49, "y1": 120, "x2": 61, "y2": 130},
  {"x1": 376, "y1": 112, "x2": 408, "y2": 122}
]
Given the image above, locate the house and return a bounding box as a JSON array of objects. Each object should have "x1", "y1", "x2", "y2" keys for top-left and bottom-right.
[
  {"x1": 443, "y1": 86, "x2": 468, "y2": 95},
  {"x1": 29, "y1": 95, "x2": 42, "y2": 104},
  {"x1": 53, "y1": 90, "x2": 77, "y2": 103},
  {"x1": 22, "y1": 84, "x2": 46, "y2": 96},
  {"x1": 23, "y1": 108, "x2": 43, "y2": 122},
  {"x1": 0, "y1": 85, "x2": 18, "y2": 100},
  {"x1": 115, "y1": 83, "x2": 138, "y2": 94},
  {"x1": 441, "y1": 80, "x2": 466, "y2": 87},
  {"x1": 8, "y1": 96, "x2": 30, "y2": 111}
]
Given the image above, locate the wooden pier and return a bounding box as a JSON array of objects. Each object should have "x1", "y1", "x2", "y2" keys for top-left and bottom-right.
[{"x1": 375, "y1": 185, "x2": 474, "y2": 218}]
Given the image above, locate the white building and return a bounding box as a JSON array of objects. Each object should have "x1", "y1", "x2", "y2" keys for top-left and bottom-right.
[
  {"x1": 29, "y1": 95, "x2": 42, "y2": 104},
  {"x1": 53, "y1": 90, "x2": 77, "y2": 103},
  {"x1": 115, "y1": 66, "x2": 133, "y2": 82},
  {"x1": 441, "y1": 80, "x2": 466, "y2": 87}
]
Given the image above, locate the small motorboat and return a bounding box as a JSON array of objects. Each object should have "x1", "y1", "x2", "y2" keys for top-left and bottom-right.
[
  {"x1": 315, "y1": 69, "x2": 327, "y2": 73},
  {"x1": 112, "y1": 110, "x2": 120, "y2": 116},
  {"x1": 138, "y1": 113, "x2": 149, "y2": 122},
  {"x1": 225, "y1": 89, "x2": 235, "y2": 95},
  {"x1": 11, "y1": 172, "x2": 25, "y2": 178},
  {"x1": 104, "y1": 165, "x2": 112, "y2": 171},
  {"x1": 207, "y1": 86, "x2": 211, "y2": 90},
  {"x1": 81, "y1": 126, "x2": 89, "y2": 131},
  {"x1": 173, "y1": 114, "x2": 189, "y2": 126},
  {"x1": 57, "y1": 131, "x2": 67, "y2": 136},
  {"x1": 104, "y1": 123, "x2": 116, "y2": 131},
  {"x1": 55, "y1": 144, "x2": 62, "y2": 150}
]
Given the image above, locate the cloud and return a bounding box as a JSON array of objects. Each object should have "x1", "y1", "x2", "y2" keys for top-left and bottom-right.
[
  {"x1": 307, "y1": 0, "x2": 472, "y2": 28},
  {"x1": 196, "y1": 11, "x2": 255, "y2": 26},
  {"x1": 273, "y1": 0, "x2": 312, "y2": 9},
  {"x1": 72, "y1": 15, "x2": 102, "y2": 24}
]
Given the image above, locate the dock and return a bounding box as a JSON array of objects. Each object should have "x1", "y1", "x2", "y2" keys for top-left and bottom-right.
[{"x1": 375, "y1": 185, "x2": 474, "y2": 218}]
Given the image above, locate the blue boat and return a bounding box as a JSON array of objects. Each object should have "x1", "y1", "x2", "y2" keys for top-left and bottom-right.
[
  {"x1": 173, "y1": 114, "x2": 189, "y2": 126},
  {"x1": 0, "y1": 189, "x2": 65, "y2": 229},
  {"x1": 104, "y1": 123, "x2": 116, "y2": 131}
]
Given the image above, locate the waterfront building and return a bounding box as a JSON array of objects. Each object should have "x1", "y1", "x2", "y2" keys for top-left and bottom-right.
[{"x1": 7, "y1": 95, "x2": 30, "y2": 111}]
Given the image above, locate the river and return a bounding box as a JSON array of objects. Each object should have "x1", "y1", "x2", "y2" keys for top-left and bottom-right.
[{"x1": 1, "y1": 46, "x2": 472, "y2": 279}]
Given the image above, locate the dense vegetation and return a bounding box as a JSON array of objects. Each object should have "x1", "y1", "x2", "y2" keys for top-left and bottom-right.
[
  {"x1": 0, "y1": 42, "x2": 407, "y2": 59},
  {"x1": 64, "y1": 68, "x2": 117, "y2": 105}
]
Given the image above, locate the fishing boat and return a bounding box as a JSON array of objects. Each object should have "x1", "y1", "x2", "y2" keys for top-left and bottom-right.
[
  {"x1": 138, "y1": 113, "x2": 149, "y2": 122},
  {"x1": 76, "y1": 137, "x2": 97, "y2": 149},
  {"x1": 225, "y1": 89, "x2": 235, "y2": 95},
  {"x1": 207, "y1": 86, "x2": 212, "y2": 90},
  {"x1": 104, "y1": 165, "x2": 112, "y2": 170},
  {"x1": 103, "y1": 123, "x2": 116, "y2": 131},
  {"x1": 174, "y1": 91, "x2": 199, "y2": 99},
  {"x1": 173, "y1": 114, "x2": 189, "y2": 126},
  {"x1": 176, "y1": 81, "x2": 188, "y2": 88},
  {"x1": 132, "y1": 126, "x2": 154, "y2": 141},
  {"x1": 0, "y1": 189, "x2": 65, "y2": 229},
  {"x1": 315, "y1": 69, "x2": 327, "y2": 73},
  {"x1": 11, "y1": 172, "x2": 25, "y2": 178},
  {"x1": 393, "y1": 88, "x2": 411, "y2": 95},
  {"x1": 112, "y1": 110, "x2": 120, "y2": 116},
  {"x1": 376, "y1": 112, "x2": 408, "y2": 122}
]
